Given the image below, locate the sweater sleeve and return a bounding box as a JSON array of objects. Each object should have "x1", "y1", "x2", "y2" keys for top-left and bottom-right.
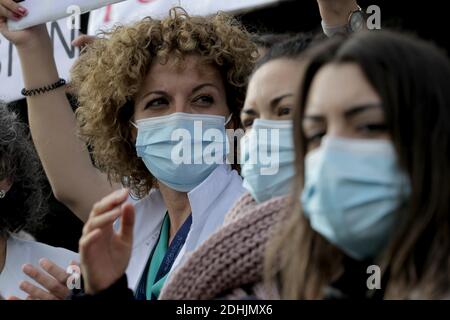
[{"x1": 69, "y1": 274, "x2": 135, "y2": 300}]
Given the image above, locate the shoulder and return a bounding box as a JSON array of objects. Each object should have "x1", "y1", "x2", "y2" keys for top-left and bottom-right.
[
  {"x1": 223, "y1": 192, "x2": 256, "y2": 224},
  {"x1": 225, "y1": 194, "x2": 290, "y2": 225}
]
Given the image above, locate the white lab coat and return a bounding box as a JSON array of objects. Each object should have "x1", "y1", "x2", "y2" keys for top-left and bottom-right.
[
  {"x1": 0, "y1": 235, "x2": 79, "y2": 299},
  {"x1": 123, "y1": 164, "x2": 245, "y2": 292}
]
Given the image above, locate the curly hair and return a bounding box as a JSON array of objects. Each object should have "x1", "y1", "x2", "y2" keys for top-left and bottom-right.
[
  {"x1": 71, "y1": 8, "x2": 258, "y2": 198},
  {"x1": 0, "y1": 104, "x2": 47, "y2": 238}
]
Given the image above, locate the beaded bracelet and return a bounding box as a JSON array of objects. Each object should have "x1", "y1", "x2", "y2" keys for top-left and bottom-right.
[{"x1": 21, "y1": 78, "x2": 67, "y2": 97}]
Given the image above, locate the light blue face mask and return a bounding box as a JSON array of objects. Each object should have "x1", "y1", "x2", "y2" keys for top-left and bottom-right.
[
  {"x1": 133, "y1": 112, "x2": 231, "y2": 192},
  {"x1": 240, "y1": 119, "x2": 295, "y2": 203},
  {"x1": 301, "y1": 137, "x2": 411, "y2": 260}
]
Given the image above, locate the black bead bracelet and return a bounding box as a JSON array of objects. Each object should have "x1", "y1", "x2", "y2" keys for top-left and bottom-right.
[{"x1": 21, "y1": 78, "x2": 67, "y2": 97}]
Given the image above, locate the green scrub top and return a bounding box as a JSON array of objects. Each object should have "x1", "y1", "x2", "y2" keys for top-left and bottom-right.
[{"x1": 145, "y1": 213, "x2": 170, "y2": 300}]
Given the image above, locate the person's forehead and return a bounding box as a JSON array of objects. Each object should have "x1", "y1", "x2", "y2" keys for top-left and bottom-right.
[
  {"x1": 248, "y1": 59, "x2": 303, "y2": 97},
  {"x1": 148, "y1": 54, "x2": 222, "y2": 81},
  {"x1": 306, "y1": 63, "x2": 379, "y2": 112},
  {"x1": 254, "y1": 59, "x2": 302, "y2": 80}
]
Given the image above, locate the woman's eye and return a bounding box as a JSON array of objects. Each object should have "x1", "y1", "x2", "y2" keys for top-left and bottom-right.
[
  {"x1": 145, "y1": 97, "x2": 168, "y2": 109},
  {"x1": 278, "y1": 107, "x2": 292, "y2": 117},
  {"x1": 243, "y1": 118, "x2": 254, "y2": 129},
  {"x1": 357, "y1": 123, "x2": 388, "y2": 134},
  {"x1": 193, "y1": 95, "x2": 214, "y2": 106},
  {"x1": 305, "y1": 131, "x2": 326, "y2": 145}
]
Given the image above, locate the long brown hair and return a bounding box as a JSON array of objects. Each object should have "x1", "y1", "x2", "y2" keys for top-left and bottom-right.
[{"x1": 266, "y1": 31, "x2": 450, "y2": 299}]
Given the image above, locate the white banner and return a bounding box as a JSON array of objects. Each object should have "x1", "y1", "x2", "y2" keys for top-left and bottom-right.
[
  {"x1": 88, "y1": 0, "x2": 281, "y2": 35},
  {"x1": 7, "y1": 0, "x2": 126, "y2": 31},
  {"x1": 0, "y1": 19, "x2": 80, "y2": 102},
  {"x1": 0, "y1": 0, "x2": 280, "y2": 103}
]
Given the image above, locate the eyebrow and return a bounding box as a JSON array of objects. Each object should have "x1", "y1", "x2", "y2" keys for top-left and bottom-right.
[
  {"x1": 303, "y1": 103, "x2": 382, "y2": 122},
  {"x1": 191, "y1": 83, "x2": 219, "y2": 94},
  {"x1": 137, "y1": 83, "x2": 219, "y2": 103},
  {"x1": 270, "y1": 94, "x2": 294, "y2": 112},
  {"x1": 241, "y1": 108, "x2": 259, "y2": 116},
  {"x1": 343, "y1": 103, "x2": 382, "y2": 119},
  {"x1": 138, "y1": 90, "x2": 168, "y2": 103}
]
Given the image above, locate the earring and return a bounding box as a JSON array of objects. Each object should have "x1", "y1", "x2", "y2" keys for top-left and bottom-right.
[{"x1": 0, "y1": 190, "x2": 6, "y2": 199}]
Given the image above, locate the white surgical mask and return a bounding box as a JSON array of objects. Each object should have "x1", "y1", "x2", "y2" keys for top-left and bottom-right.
[
  {"x1": 133, "y1": 112, "x2": 231, "y2": 192},
  {"x1": 240, "y1": 119, "x2": 295, "y2": 203},
  {"x1": 301, "y1": 137, "x2": 411, "y2": 260}
]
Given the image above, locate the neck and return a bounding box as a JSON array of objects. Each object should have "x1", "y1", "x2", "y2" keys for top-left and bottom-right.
[
  {"x1": 0, "y1": 236, "x2": 6, "y2": 273},
  {"x1": 158, "y1": 183, "x2": 192, "y2": 244}
]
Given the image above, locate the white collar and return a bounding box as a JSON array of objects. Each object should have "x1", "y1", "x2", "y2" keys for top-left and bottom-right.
[
  {"x1": 187, "y1": 164, "x2": 233, "y2": 222},
  {"x1": 131, "y1": 164, "x2": 236, "y2": 247}
]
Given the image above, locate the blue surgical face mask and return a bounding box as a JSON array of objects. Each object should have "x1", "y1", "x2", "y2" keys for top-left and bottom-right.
[
  {"x1": 301, "y1": 137, "x2": 411, "y2": 260},
  {"x1": 133, "y1": 112, "x2": 231, "y2": 192},
  {"x1": 240, "y1": 119, "x2": 295, "y2": 203}
]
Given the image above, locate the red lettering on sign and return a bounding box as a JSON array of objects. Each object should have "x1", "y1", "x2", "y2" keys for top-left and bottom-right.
[{"x1": 104, "y1": 5, "x2": 112, "y2": 23}]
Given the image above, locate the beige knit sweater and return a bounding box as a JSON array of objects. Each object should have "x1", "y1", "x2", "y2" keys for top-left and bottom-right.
[{"x1": 159, "y1": 192, "x2": 288, "y2": 300}]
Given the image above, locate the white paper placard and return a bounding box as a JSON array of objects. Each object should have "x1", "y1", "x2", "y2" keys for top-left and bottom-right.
[
  {"x1": 0, "y1": 0, "x2": 281, "y2": 102},
  {"x1": 88, "y1": 0, "x2": 281, "y2": 35},
  {"x1": 8, "y1": 0, "x2": 126, "y2": 31}
]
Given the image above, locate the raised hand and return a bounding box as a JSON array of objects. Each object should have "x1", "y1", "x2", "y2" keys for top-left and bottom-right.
[
  {"x1": 18, "y1": 259, "x2": 80, "y2": 300},
  {"x1": 79, "y1": 189, "x2": 135, "y2": 295},
  {"x1": 0, "y1": 0, "x2": 49, "y2": 50}
]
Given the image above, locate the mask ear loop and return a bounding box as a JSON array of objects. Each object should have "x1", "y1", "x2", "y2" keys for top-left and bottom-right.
[
  {"x1": 225, "y1": 113, "x2": 233, "y2": 126},
  {"x1": 130, "y1": 120, "x2": 138, "y2": 129},
  {"x1": 0, "y1": 190, "x2": 6, "y2": 198}
]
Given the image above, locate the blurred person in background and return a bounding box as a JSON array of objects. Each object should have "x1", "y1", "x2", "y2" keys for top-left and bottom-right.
[
  {"x1": 0, "y1": 104, "x2": 78, "y2": 299},
  {"x1": 266, "y1": 30, "x2": 450, "y2": 299}
]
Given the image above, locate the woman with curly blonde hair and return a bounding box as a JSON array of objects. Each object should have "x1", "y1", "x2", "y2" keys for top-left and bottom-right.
[{"x1": 1, "y1": 7, "x2": 257, "y2": 299}]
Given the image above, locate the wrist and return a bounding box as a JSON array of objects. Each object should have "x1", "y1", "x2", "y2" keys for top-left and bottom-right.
[
  {"x1": 318, "y1": 0, "x2": 359, "y2": 27},
  {"x1": 85, "y1": 275, "x2": 125, "y2": 296},
  {"x1": 16, "y1": 36, "x2": 52, "y2": 57},
  {"x1": 16, "y1": 41, "x2": 60, "y2": 89},
  {"x1": 85, "y1": 276, "x2": 117, "y2": 295}
]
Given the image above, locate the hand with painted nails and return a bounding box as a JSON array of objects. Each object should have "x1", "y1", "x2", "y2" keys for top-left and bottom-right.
[
  {"x1": 0, "y1": 0, "x2": 48, "y2": 50},
  {"x1": 0, "y1": 0, "x2": 27, "y2": 21},
  {"x1": 79, "y1": 189, "x2": 135, "y2": 295}
]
